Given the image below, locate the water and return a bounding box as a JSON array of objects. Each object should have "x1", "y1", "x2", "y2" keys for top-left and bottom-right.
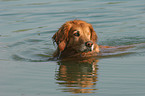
[{"x1": 0, "y1": 0, "x2": 145, "y2": 96}]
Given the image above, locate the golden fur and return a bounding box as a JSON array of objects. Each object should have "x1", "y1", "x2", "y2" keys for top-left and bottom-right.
[{"x1": 52, "y1": 20, "x2": 113, "y2": 59}]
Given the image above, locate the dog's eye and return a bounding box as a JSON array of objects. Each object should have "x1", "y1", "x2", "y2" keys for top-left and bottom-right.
[{"x1": 73, "y1": 31, "x2": 80, "y2": 37}]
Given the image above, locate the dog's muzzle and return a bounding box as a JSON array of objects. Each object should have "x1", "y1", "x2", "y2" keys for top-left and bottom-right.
[
  {"x1": 85, "y1": 41, "x2": 93, "y2": 47},
  {"x1": 83, "y1": 41, "x2": 94, "y2": 52}
]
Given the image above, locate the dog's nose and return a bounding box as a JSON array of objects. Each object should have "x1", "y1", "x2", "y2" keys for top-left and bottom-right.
[{"x1": 85, "y1": 41, "x2": 93, "y2": 47}]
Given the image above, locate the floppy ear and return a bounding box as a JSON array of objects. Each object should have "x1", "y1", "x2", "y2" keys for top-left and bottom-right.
[
  {"x1": 52, "y1": 22, "x2": 71, "y2": 53},
  {"x1": 89, "y1": 24, "x2": 98, "y2": 43}
]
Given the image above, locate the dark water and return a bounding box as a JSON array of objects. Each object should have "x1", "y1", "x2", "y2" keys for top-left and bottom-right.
[{"x1": 0, "y1": 0, "x2": 145, "y2": 96}]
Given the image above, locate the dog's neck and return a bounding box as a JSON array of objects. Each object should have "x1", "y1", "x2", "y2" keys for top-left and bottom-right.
[
  {"x1": 58, "y1": 48, "x2": 79, "y2": 59},
  {"x1": 58, "y1": 48, "x2": 99, "y2": 59}
]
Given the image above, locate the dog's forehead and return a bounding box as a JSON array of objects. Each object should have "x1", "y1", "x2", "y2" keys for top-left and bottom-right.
[{"x1": 71, "y1": 23, "x2": 90, "y2": 32}]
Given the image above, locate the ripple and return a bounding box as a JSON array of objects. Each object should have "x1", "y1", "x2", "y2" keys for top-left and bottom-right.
[
  {"x1": 13, "y1": 26, "x2": 48, "y2": 32},
  {"x1": 8, "y1": 41, "x2": 25, "y2": 48},
  {"x1": 99, "y1": 36, "x2": 145, "y2": 46},
  {"x1": 106, "y1": 2, "x2": 125, "y2": 5},
  {"x1": 12, "y1": 54, "x2": 53, "y2": 62},
  {"x1": 25, "y1": 39, "x2": 44, "y2": 43},
  {"x1": 0, "y1": 0, "x2": 19, "y2": 2}
]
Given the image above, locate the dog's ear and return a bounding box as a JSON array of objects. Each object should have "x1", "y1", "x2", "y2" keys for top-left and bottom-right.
[
  {"x1": 52, "y1": 22, "x2": 71, "y2": 52},
  {"x1": 89, "y1": 24, "x2": 98, "y2": 43}
]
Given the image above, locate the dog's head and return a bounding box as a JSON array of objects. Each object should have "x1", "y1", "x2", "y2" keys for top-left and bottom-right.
[{"x1": 52, "y1": 20, "x2": 98, "y2": 56}]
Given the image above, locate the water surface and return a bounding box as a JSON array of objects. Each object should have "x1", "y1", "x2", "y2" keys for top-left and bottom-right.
[{"x1": 0, "y1": 0, "x2": 145, "y2": 96}]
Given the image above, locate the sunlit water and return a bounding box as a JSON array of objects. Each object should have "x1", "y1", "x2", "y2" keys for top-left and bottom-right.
[{"x1": 0, "y1": 0, "x2": 145, "y2": 96}]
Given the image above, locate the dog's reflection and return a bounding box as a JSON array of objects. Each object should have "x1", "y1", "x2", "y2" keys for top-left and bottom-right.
[{"x1": 55, "y1": 58, "x2": 99, "y2": 93}]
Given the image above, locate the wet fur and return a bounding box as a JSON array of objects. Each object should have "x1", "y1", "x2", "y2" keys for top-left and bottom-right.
[{"x1": 52, "y1": 20, "x2": 100, "y2": 59}]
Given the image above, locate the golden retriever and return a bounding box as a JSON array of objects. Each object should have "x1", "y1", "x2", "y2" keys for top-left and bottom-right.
[{"x1": 52, "y1": 20, "x2": 113, "y2": 59}]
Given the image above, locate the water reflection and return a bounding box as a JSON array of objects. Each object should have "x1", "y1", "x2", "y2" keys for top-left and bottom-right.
[{"x1": 55, "y1": 58, "x2": 99, "y2": 94}]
